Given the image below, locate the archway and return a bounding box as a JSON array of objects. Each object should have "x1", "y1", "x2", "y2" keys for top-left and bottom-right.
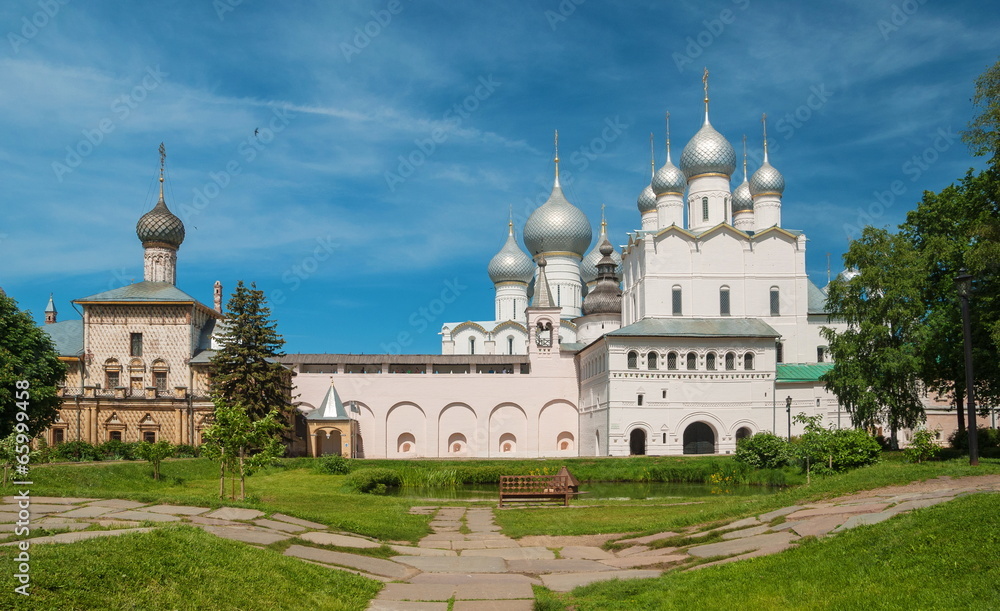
[
  {"x1": 735, "y1": 427, "x2": 752, "y2": 445},
  {"x1": 318, "y1": 430, "x2": 342, "y2": 457},
  {"x1": 683, "y1": 422, "x2": 715, "y2": 454},
  {"x1": 629, "y1": 429, "x2": 646, "y2": 455}
]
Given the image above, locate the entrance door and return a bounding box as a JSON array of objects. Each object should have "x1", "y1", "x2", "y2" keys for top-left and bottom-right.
[
  {"x1": 683, "y1": 422, "x2": 715, "y2": 454},
  {"x1": 629, "y1": 429, "x2": 646, "y2": 455}
]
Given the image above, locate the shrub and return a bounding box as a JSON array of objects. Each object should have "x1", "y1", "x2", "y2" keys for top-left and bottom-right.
[
  {"x1": 734, "y1": 432, "x2": 792, "y2": 469},
  {"x1": 135, "y1": 440, "x2": 174, "y2": 480},
  {"x1": 98, "y1": 440, "x2": 138, "y2": 460},
  {"x1": 343, "y1": 468, "x2": 402, "y2": 494},
  {"x1": 905, "y1": 427, "x2": 942, "y2": 463},
  {"x1": 50, "y1": 440, "x2": 102, "y2": 462},
  {"x1": 172, "y1": 444, "x2": 200, "y2": 458},
  {"x1": 794, "y1": 415, "x2": 881, "y2": 476},
  {"x1": 316, "y1": 454, "x2": 351, "y2": 475},
  {"x1": 949, "y1": 427, "x2": 1000, "y2": 451}
]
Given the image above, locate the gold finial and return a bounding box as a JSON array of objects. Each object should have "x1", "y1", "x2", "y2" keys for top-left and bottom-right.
[
  {"x1": 649, "y1": 132, "x2": 655, "y2": 178},
  {"x1": 761, "y1": 113, "x2": 769, "y2": 162},
  {"x1": 508, "y1": 205, "x2": 514, "y2": 234},
  {"x1": 158, "y1": 142, "x2": 166, "y2": 200},
  {"x1": 553, "y1": 129, "x2": 560, "y2": 183},
  {"x1": 702, "y1": 68, "x2": 710, "y2": 121},
  {"x1": 742, "y1": 134, "x2": 748, "y2": 181},
  {"x1": 665, "y1": 111, "x2": 672, "y2": 162},
  {"x1": 601, "y1": 203, "x2": 607, "y2": 230}
]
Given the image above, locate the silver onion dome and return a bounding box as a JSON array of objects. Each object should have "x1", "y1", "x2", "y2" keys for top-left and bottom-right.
[
  {"x1": 488, "y1": 223, "x2": 534, "y2": 284},
  {"x1": 680, "y1": 121, "x2": 736, "y2": 179},
  {"x1": 732, "y1": 179, "x2": 753, "y2": 212},
  {"x1": 637, "y1": 183, "x2": 657, "y2": 214},
  {"x1": 136, "y1": 193, "x2": 185, "y2": 248},
  {"x1": 581, "y1": 222, "x2": 622, "y2": 284},
  {"x1": 749, "y1": 161, "x2": 785, "y2": 196},
  {"x1": 523, "y1": 177, "x2": 592, "y2": 257},
  {"x1": 651, "y1": 160, "x2": 686, "y2": 196},
  {"x1": 582, "y1": 241, "x2": 622, "y2": 315}
]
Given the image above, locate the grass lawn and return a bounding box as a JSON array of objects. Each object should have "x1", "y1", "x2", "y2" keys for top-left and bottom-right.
[
  {"x1": 535, "y1": 492, "x2": 1000, "y2": 610},
  {"x1": 0, "y1": 525, "x2": 382, "y2": 610}
]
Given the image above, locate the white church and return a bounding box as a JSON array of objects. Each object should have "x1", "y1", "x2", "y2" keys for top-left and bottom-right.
[{"x1": 41, "y1": 77, "x2": 847, "y2": 459}]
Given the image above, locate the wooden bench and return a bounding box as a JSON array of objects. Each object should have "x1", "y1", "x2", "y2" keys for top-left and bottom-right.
[{"x1": 498, "y1": 468, "x2": 581, "y2": 507}]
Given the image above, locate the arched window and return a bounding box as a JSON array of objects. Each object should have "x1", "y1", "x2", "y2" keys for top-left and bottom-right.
[
  {"x1": 667, "y1": 352, "x2": 678, "y2": 370},
  {"x1": 706, "y1": 353, "x2": 717, "y2": 370},
  {"x1": 507, "y1": 336, "x2": 514, "y2": 355},
  {"x1": 725, "y1": 352, "x2": 736, "y2": 370},
  {"x1": 627, "y1": 351, "x2": 638, "y2": 369},
  {"x1": 702, "y1": 197, "x2": 709, "y2": 221},
  {"x1": 469, "y1": 337, "x2": 476, "y2": 355},
  {"x1": 104, "y1": 358, "x2": 122, "y2": 389},
  {"x1": 672, "y1": 286, "x2": 682, "y2": 316},
  {"x1": 744, "y1": 352, "x2": 755, "y2": 370},
  {"x1": 776, "y1": 341, "x2": 784, "y2": 363},
  {"x1": 686, "y1": 352, "x2": 697, "y2": 370},
  {"x1": 151, "y1": 359, "x2": 168, "y2": 393},
  {"x1": 720, "y1": 286, "x2": 731, "y2": 316},
  {"x1": 770, "y1": 287, "x2": 781, "y2": 316},
  {"x1": 647, "y1": 352, "x2": 658, "y2": 370}
]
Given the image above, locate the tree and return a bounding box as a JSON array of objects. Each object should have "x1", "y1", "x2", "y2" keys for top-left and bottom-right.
[
  {"x1": 821, "y1": 228, "x2": 927, "y2": 448},
  {"x1": 961, "y1": 56, "x2": 1000, "y2": 162},
  {"x1": 0, "y1": 293, "x2": 66, "y2": 438},
  {"x1": 210, "y1": 281, "x2": 291, "y2": 423},
  {"x1": 135, "y1": 440, "x2": 174, "y2": 481},
  {"x1": 201, "y1": 400, "x2": 284, "y2": 500}
]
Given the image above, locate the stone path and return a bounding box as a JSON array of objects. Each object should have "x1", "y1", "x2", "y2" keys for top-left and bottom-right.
[{"x1": 3, "y1": 474, "x2": 998, "y2": 609}]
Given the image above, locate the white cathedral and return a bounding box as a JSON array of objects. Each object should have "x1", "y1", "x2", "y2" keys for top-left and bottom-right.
[{"x1": 41, "y1": 80, "x2": 847, "y2": 459}]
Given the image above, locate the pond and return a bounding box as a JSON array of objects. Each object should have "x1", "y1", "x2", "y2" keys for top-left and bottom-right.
[{"x1": 387, "y1": 481, "x2": 779, "y2": 501}]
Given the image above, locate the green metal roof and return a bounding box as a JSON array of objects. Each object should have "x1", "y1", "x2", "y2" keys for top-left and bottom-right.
[
  {"x1": 306, "y1": 382, "x2": 351, "y2": 421},
  {"x1": 41, "y1": 320, "x2": 83, "y2": 357},
  {"x1": 75, "y1": 281, "x2": 202, "y2": 304},
  {"x1": 776, "y1": 362, "x2": 834, "y2": 383},
  {"x1": 807, "y1": 280, "x2": 829, "y2": 315},
  {"x1": 608, "y1": 317, "x2": 779, "y2": 339}
]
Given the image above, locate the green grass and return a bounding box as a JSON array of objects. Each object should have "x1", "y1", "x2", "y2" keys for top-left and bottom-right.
[
  {"x1": 0, "y1": 525, "x2": 382, "y2": 610},
  {"x1": 535, "y1": 492, "x2": 1000, "y2": 610}
]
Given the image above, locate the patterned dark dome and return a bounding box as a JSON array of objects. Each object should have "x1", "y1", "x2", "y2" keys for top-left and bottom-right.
[
  {"x1": 581, "y1": 223, "x2": 622, "y2": 284},
  {"x1": 137, "y1": 195, "x2": 185, "y2": 248},
  {"x1": 582, "y1": 242, "x2": 622, "y2": 315}
]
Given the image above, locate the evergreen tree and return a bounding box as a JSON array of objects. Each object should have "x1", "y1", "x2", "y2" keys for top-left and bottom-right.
[
  {"x1": 0, "y1": 293, "x2": 66, "y2": 438},
  {"x1": 210, "y1": 281, "x2": 291, "y2": 422}
]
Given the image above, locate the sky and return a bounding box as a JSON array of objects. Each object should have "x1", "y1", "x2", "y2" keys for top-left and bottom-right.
[{"x1": 1, "y1": 0, "x2": 996, "y2": 355}]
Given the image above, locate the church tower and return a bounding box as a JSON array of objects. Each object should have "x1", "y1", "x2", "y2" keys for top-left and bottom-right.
[
  {"x1": 680, "y1": 70, "x2": 736, "y2": 232},
  {"x1": 136, "y1": 143, "x2": 186, "y2": 284},
  {"x1": 487, "y1": 216, "x2": 533, "y2": 322},
  {"x1": 732, "y1": 135, "x2": 755, "y2": 232},
  {"x1": 44, "y1": 293, "x2": 57, "y2": 324},
  {"x1": 751, "y1": 114, "x2": 785, "y2": 230},
  {"x1": 653, "y1": 114, "x2": 687, "y2": 229}
]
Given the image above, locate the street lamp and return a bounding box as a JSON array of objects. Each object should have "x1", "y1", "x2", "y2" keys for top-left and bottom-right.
[
  {"x1": 786, "y1": 396, "x2": 793, "y2": 441},
  {"x1": 954, "y1": 269, "x2": 979, "y2": 466}
]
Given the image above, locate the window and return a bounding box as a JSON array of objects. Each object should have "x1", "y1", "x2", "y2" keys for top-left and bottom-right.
[
  {"x1": 720, "y1": 286, "x2": 730, "y2": 316},
  {"x1": 627, "y1": 351, "x2": 638, "y2": 369},
  {"x1": 702, "y1": 197, "x2": 709, "y2": 221},
  {"x1": 770, "y1": 287, "x2": 780, "y2": 316},
  {"x1": 725, "y1": 352, "x2": 736, "y2": 370},
  {"x1": 667, "y1": 352, "x2": 678, "y2": 370},
  {"x1": 507, "y1": 336, "x2": 514, "y2": 355},
  {"x1": 637, "y1": 394, "x2": 644, "y2": 406},
  {"x1": 143, "y1": 431, "x2": 156, "y2": 443},
  {"x1": 672, "y1": 286, "x2": 682, "y2": 316},
  {"x1": 744, "y1": 352, "x2": 755, "y2": 370},
  {"x1": 662, "y1": 389, "x2": 667, "y2": 399},
  {"x1": 130, "y1": 333, "x2": 143, "y2": 357},
  {"x1": 107, "y1": 370, "x2": 120, "y2": 389},
  {"x1": 155, "y1": 372, "x2": 167, "y2": 392},
  {"x1": 110, "y1": 430, "x2": 122, "y2": 442},
  {"x1": 557, "y1": 285, "x2": 561, "y2": 306},
  {"x1": 647, "y1": 352, "x2": 658, "y2": 370},
  {"x1": 53, "y1": 429, "x2": 65, "y2": 444},
  {"x1": 776, "y1": 342, "x2": 784, "y2": 364},
  {"x1": 469, "y1": 337, "x2": 475, "y2": 355},
  {"x1": 706, "y1": 353, "x2": 716, "y2": 370},
  {"x1": 687, "y1": 351, "x2": 697, "y2": 370},
  {"x1": 817, "y1": 346, "x2": 825, "y2": 363}
]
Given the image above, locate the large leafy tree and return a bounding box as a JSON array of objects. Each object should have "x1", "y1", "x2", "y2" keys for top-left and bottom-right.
[
  {"x1": 0, "y1": 293, "x2": 66, "y2": 438},
  {"x1": 210, "y1": 281, "x2": 291, "y2": 421},
  {"x1": 962, "y1": 57, "x2": 1000, "y2": 162},
  {"x1": 821, "y1": 228, "x2": 927, "y2": 448}
]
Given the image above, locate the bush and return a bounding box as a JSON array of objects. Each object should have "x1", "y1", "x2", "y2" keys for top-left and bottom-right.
[
  {"x1": 905, "y1": 427, "x2": 942, "y2": 463},
  {"x1": 50, "y1": 440, "x2": 103, "y2": 462},
  {"x1": 734, "y1": 432, "x2": 792, "y2": 469},
  {"x1": 135, "y1": 440, "x2": 175, "y2": 480},
  {"x1": 949, "y1": 427, "x2": 1000, "y2": 451},
  {"x1": 172, "y1": 444, "x2": 200, "y2": 458},
  {"x1": 98, "y1": 440, "x2": 138, "y2": 461},
  {"x1": 316, "y1": 454, "x2": 351, "y2": 475},
  {"x1": 343, "y1": 468, "x2": 402, "y2": 494}
]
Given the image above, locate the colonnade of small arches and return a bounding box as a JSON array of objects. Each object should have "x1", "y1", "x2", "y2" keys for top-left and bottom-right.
[{"x1": 626, "y1": 350, "x2": 756, "y2": 372}]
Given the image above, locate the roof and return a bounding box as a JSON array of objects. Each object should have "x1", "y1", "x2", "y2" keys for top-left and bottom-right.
[
  {"x1": 189, "y1": 349, "x2": 215, "y2": 364},
  {"x1": 75, "y1": 282, "x2": 221, "y2": 317},
  {"x1": 280, "y1": 353, "x2": 531, "y2": 365},
  {"x1": 807, "y1": 280, "x2": 829, "y2": 315},
  {"x1": 306, "y1": 382, "x2": 352, "y2": 421},
  {"x1": 608, "y1": 317, "x2": 780, "y2": 339},
  {"x1": 776, "y1": 363, "x2": 834, "y2": 383},
  {"x1": 42, "y1": 320, "x2": 83, "y2": 357}
]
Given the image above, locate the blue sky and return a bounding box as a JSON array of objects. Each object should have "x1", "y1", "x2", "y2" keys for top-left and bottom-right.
[{"x1": 1, "y1": 0, "x2": 996, "y2": 354}]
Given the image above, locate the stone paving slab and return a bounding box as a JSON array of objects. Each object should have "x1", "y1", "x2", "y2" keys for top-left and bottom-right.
[
  {"x1": 6, "y1": 504, "x2": 71, "y2": 514},
  {"x1": 885, "y1": 497, "x2": 953, "y2": 515},
  {"x1": 758, "y1": 506, "x2": 803, "y2": 522},
  {"x1": 205, "y1": 507, "x2": 264, "y2": 521},
  {"x1": 422, "y1": 533, "x2": 466, "y2": 541},
  {"x1": 270, "y1": 513, "x2": 328, "y2": 529},
  {"x1": 187, "y1": 515, "x2": 244, "y2": 527},
  {"x1": 0, "y1": 512, "x2": 20, "y2": 523},
  {"x1": 286, "y1": 545, "x2": 414, "y2": 579},
  {"x1": 710, "y1": 516, "x2": 761, "y2": 532},
  {"x1": 506, "y1": 558, "x2": 616, "y2": 574},
  {"x1": 721, "y1": 525, "x2": 772, "y2": 540},
  {"x1": 627, "y1": 546, "x2": 681, "y2": 558},
  {"x1": 517, "y1": 533, "x2": 627, "y2": 548},
  {"x1": 832, "y1": 511, "x2": 893, "y2": 533},
  {"x1": 57, "y1": 506, "x2": 118, "y2": 518},
  {"x1": 34, "y1": 518, "x2": 90, "y2": 531},
  {"x1": 87, "y1": 499, "x2": 148, "y2": 509},
  {"x1": 142, "y1": 504, "x2": 211, "y2": 516},
  {"x1": 460, "y1": 546, "x2": 553, "y2": 561},
  {"x1": 617, "y1": 531, "x2": 680, "y2": 545},
  {"x1": 600, "y1": 553, "x2": 688, "y2": 569},
  {"x1": 389, "y1": 545, "x2": 457, "y2": 557},
  {"x1": 785, "y1": 503, "x2": 888, "y2": 521},
  {"x1": 789, "y1": 515, "x2": 847, "y2": 538},
  {"x1": 1, "y1": 527, "x2": 154, "y2": 545},
  {"x1": 417, "y1": 540, "x2": 453, "y2": 549},
  {"x1": 687, "y1": 532, "x2": 799, "y2": 559},
  {"x1": 393, "y1": 555, "x2": 506, "y2": 574},
  {"x1": 102, "y1": 510, "x2": 182, "y2": 523},
  {"x1": 687, "y1": 543, "x2": 797, "y2": 571},
  {"x1": 3, "y1": 496, "x2": 96, "y2": 504},
  {"x1": 540, "y1": 570, "x2": 662, "y2": 592},
  {"x1": 482, "y1": 539, "x2": 520, "y2": 549},
  {"x1": 300, "y1": 532, "x2": 382, "y2": 549},
  {"x1": 410, "y1": 573, "x2": 540, "y2": 586},
  {"x1": 377, "y1": 583, "x2": 455, "y2": 601},
  {"x1": 254, "y1": 518, "x2": 307, "y2": 533},
  {"x1": 452, "y1": 600, "x2": 534, "y2": 611},
  {"x1": 368, "y1": 601, "x2": 447, "y2": 610},
  {"x1": 93, "y1": 519, "x2": 147, "y2": 529},
  {"x1": 558, "y1": 545, "x2": 615, "y2": 560},
  {"x1": 451, "y1": 540, "x2": 487, "y2": 550},
  {"x1": 615, "y1": 545, "x2": 651, "y2": 557},
  {"x1": 454, "y1": 582, "x2": 534, "y2": 600},
  {"x1": 200, "y1": 525, "x2": 291, "y2": 545}
]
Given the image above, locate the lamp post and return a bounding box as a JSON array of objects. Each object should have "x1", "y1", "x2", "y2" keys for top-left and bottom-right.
[
  {"x1": 786, "y1": 396, "x2": 793, "y2": 441},
  {"x1": 955, "y1": 270, "x2": 979, "y2": 466}
]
